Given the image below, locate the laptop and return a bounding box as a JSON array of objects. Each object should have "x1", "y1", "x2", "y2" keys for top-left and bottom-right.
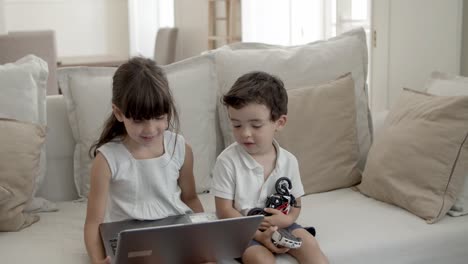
[{"x1": 99, "y1": 213, "x2": 263, "y2": 264}]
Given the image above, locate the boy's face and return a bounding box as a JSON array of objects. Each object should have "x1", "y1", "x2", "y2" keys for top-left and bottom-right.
[{"x1": 228, "y1": 103, "x2": 286, "y2": 157}]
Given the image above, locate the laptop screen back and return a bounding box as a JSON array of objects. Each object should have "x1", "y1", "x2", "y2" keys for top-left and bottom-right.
[{"x1": 111, "y1": 215, "x2": 263, "y2": 264}]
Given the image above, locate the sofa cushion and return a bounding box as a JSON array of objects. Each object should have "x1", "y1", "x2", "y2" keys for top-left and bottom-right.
[
  {"x1": 0, "y1": 55, "x2": 54, "y2": 212},
  {"x1": 425, "y1": 71, "x2": 468, "y2": 217},
  {"x1": 276, "y1": 73, "x2": 361, "y2": 194},
  {"x1": 0, "y1": 119, "x2": 45, "y2": 231},
  {"x1": 215, "y1": 27, "x2": 371, "y2": 173},
  {"x1": 58, "y1": 54, "x2": 219, "y2": 197},
  {"x1": 357, "y1": 88, "x2": 468, "y2": 223}
]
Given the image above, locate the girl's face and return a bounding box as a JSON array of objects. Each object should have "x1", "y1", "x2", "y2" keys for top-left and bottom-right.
[
  {"x1": 227, "y1": 103, "x2": 286, "y2": 157},
  {"x1": 113, "y1": 105, "x2": 168, "y2": 150}
]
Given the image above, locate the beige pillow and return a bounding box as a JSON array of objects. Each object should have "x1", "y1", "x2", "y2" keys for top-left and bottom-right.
[
  {"x1": 0, "y1": 119, "x2": 45, "y2": 231},
  {"x1": 425, "y1": 71, "x2": 468, "y2": 217},
  {"x1": 276, "y1": 73, "x2": 361, "y2": 194},
  {"x1": 357, "y1": 88, "x2": 468, "y2": 224}
]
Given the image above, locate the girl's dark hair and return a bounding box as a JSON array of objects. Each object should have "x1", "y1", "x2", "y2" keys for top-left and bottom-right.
[
  {"x1": 223, "y1": 71, "x2": 288, "y2": 121},
  {"x1": 89, "y1": 57, "x2": 179, "y2": 157}
]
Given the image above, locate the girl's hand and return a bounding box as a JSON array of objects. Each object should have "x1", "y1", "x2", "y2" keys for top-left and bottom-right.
[
  {"x1": 263, "y1": 208, "x2": 294, "y2": 228},
  {"x1": 93, "y1": 256, "x2": 111, "y2": 264},
  {"x1": 255, "y1": 226, "x2": 290, "y2": 254}
]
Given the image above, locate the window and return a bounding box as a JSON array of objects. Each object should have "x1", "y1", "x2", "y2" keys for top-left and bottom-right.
[
  {"x1": 241, "y1": 0, "x2": 372, "y2": 103},
  {"x1": 128, "y1": 0, "x2": 174, "y2": 58},
  {"x1": 241, "y1": 0, "x2": 370, "y2": 45}
]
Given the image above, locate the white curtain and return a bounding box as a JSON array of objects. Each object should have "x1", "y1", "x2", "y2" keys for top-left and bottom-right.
[{"x1": 128, "y1": 0, "x2": 174, "y2": 58}]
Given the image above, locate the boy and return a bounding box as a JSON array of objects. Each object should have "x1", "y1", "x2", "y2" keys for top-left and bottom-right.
[{"x1": 211, "y1": 71, "x2": 329, "y2": 264}]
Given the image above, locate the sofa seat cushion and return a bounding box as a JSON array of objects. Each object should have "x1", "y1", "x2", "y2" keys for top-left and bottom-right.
[
  {"x1": 0, "y1": 201, "x2": 89, "y2": 263},
  {"x1": 297, "y1": 189, "x2": 468, "y2": 264},
  {"x1": 1, "y1": 190, "x2": 467, "y2": 264}
]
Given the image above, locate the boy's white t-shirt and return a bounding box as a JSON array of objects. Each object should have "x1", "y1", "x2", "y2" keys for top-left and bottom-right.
[
  {"x1": 98, "y1": 130, "x2": 192, "y2": 222},
  {"x1": 211, "y1": 140, "x2": 305, "y2": 213}
]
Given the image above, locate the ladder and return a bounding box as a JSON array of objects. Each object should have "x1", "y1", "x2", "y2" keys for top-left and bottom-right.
[{"x1": 208, "y1": 0, "x2": 241, "y2": 50}]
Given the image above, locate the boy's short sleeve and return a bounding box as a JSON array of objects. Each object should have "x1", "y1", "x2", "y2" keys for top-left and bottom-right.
[
  {"x1": 210, "y1": 158, "x2": 236, "y2": 200},
  {"x1": 290, "y1": 156, "x2": 305, "y2": 199}
]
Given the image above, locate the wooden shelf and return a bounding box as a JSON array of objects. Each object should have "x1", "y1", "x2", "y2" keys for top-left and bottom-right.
[{"x1": 208, "y1": 0, "x2": 241, "y2": 50}]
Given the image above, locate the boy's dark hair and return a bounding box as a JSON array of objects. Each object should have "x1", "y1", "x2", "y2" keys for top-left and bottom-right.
[{"x1": 223, "y1": 71, "x2": 288, "y2": 121}]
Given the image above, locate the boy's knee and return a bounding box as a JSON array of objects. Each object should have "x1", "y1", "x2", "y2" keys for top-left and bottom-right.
[
  {"x1": 293, "y1": 228, "x2": 321, "y2": 248},
  {"x1": 242, "y1": 245, "x2": 275, "y2": 264}
]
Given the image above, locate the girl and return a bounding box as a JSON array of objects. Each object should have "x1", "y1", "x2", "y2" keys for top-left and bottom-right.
[{"x1": 84, "y1": 57, "x2": 204, "y2": 264}]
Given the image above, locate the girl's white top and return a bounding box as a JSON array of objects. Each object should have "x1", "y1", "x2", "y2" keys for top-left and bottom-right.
[{"x1": 98, "y1": 130, "x2": 192, "y2": 222}]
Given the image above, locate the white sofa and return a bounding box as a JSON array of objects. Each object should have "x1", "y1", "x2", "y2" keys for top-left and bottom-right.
[
  {"x1": 1, "y1": 96, "x2": 467, "y2": 264},
  {"x1": 1, "y1": 28, "x2": 468, "y2": 264}
]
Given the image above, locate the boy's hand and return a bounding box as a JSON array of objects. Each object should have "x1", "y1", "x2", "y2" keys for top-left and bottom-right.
[
  {"x1": 262, "y1": 208, "x2": 294, "y2": 229},
  {"x1": 255, "y1": 226, "x2": 290, "y2": 254}
]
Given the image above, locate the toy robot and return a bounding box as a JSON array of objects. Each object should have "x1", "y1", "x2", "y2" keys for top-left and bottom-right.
[{"x1": 247, "y1": 177, "x2": 302, "y2": 249}]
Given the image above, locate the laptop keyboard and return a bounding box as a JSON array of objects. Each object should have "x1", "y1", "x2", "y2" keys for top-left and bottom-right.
[
  {"x1": 109, "y1": 238, "x2": 118, "y2": 256},
  {"x1": 188, "y1": 212, "x2": 218, "y2": 223}
]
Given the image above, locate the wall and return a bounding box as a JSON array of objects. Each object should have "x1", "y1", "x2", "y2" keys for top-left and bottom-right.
[
  {"x1": 371, "y1": 0, "x2": 463, "y2": 111},
  {"x1": 462, "y1": 0, "x2": 468, "y2": 76},
  {"x1": 2, "y1": 0, "x2": 208, "y2": 62},
  {"x1": 174, "y1": 0, "x2": 208, "y2": 60},
  {"x1": 0, "y1": 0, "x2": 5, "y2": 34},
  {"x1": 4, "y1": 0, "x2": 129, "y2": 59}
]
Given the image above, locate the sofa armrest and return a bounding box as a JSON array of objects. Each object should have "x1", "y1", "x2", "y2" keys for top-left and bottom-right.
[{"x1": 37, "y1": 95, "x2": 78, "y2": 201}]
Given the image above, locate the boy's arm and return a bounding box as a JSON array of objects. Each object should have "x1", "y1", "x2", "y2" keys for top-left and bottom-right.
[
  {"x1": 211, "y1": 156, "x2": 239, "y2": 218},
  {"x1": 262, "y1": 197, "x2": 302, "y2": 229},
  {"x1": 261, "y1": 154, "x2": 305, "y2": 228},
  {"x1": 84, "y1": 153, "x2": 112, "y2": 264},
  {"x1": 179, "y1": 143, "x2": 204, "y2": 213},
  {"x1": 215, "y1": 196, "x2": 288, "y2": 254}
]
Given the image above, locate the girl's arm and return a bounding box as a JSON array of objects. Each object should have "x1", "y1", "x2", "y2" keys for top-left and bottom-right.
[
  {"x1": 84, "y1": 153, "x2": 112, "y2": 264},
  {"x1": 178, "y1": 143, "x2": 204, "y2": 213}
]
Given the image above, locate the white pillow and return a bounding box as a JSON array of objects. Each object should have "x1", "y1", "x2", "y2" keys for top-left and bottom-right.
[
  {"x1": 425, "y1": 71, "x2": 468, "y2": 217},
  {"x1": 58, "y1": 67, "x2": 116, "y2": 199},
  {"x1": 0, "y1": 55, "x2": 55, "y2": 212},
  {"x1": 0, "y1": 56, "x2": 41, "y2": 123},
  {"x1": 163, "y1": 55, "x2": 221, "y2": 193},
  {"x1": 58, "y1": 54, "x2": 220, "y2": 198},
  {"x1": 214, "y1": 27, "x2": 371, "y2": 170}
]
